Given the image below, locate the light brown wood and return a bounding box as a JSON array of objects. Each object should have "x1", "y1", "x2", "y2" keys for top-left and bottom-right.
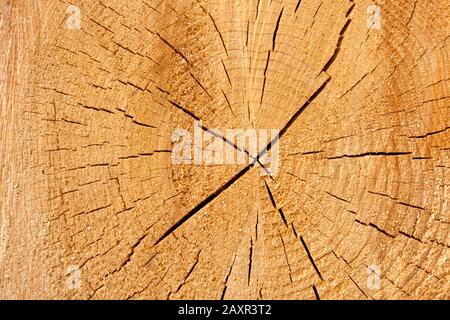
[{"x1": 0, "y1": 0, "x2": 449, "y2": 299}]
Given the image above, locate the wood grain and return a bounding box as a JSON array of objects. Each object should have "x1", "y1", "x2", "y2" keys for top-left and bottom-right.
[{"x1": 0, "y1": 0, "x2": 449, "y2": 299}]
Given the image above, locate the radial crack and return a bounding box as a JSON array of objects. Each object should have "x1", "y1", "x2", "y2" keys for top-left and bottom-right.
[
  {"x1": 279, "y1": 232, "x2": 293, "y2": 283},
  {"x1": 221, "y1": 253, "x2": 237, "y2": 300},
  {"x1": 299, "y1": 236, "x2": 324, "y2": 281},
  {"x1": 294, "y1": 0, "x2": 302, "y2": 14},
  {"x1": 272, "y1": 8, "x2": 284, "y2": 51},
  {"x1": 312, "y1": 285, "x2": 320, "y2": 300},
  {"x1": 154, "y1": 164, "x2": 254, "y2": 245},
  {"x1": 328, "y1": 152, "x2": 413, "y2": 160},
  {"x1": 197, "y1": 3, "x2": 229, "y2": 56},
  {"x1": 248, "y1": 238, "x2": 253, "y2": 286},
  {"x1": 264, "y1": 181, "x2": 288, "y2": 226}
]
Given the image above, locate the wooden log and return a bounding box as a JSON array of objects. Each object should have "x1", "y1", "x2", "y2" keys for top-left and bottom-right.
[{"x1": 0, "y1": 0, "x2": 449, "y2": 299}]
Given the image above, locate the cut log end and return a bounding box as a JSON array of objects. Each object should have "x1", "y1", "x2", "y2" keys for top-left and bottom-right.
[{"x1": 0, "y1": 0, "x2": 449, "y2": 300}]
